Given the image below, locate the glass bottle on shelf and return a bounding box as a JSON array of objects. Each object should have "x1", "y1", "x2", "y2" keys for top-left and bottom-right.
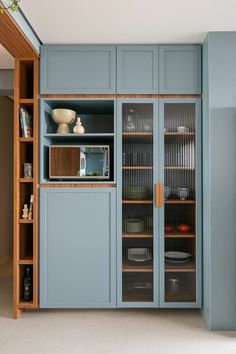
[
  {"x1": 123, "y1": 109, "x2": 136, "y2": 132},
  {"x1": 23, "y1": 266, "x2": 33, "y2": 301}
]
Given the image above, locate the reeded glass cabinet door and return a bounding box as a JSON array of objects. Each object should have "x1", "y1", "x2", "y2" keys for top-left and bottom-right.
[
  {"x1": 118, "y1": 100, "x2": 157, "y2": 305},
  {"x1": 159, "y1": 99, "x2": 201, "y2": 306}
]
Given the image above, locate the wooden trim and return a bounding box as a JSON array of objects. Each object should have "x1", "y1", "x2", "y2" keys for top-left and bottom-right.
[
  {"x1": 122, "y1": 232, "x2": 153, "y2": 238},
  {"x1": 0, "y1": 4, "x2": 38, "y2": 58},
  {"x1": 39, "y1": 184, "x2": 116, "y2": 188},
  {"x1": 122, "y1": 166, "x2": 153, "y2": 170},
  {"x1": 165, "y1": 200, "x2": 195, "y2": 204},
  {"x1": 41, "y1": 94, "x2": 201, "y2": 99},
  {"x1": 122, "y1": 200, "x2": 153, "y2": 204}
]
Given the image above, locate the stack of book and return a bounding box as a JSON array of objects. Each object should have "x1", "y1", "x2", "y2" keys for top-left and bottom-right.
[{"x1": 19, "y1": 108, "x2": 33, "y2": 137}]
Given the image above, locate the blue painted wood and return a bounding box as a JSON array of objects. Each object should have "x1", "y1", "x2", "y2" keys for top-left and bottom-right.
[
  {"x1": 40, "y1": 187, "x2": 116, "y2": 308},
  {"x1": 116, "y1": 98, "x2": 159, "y2": 308},
  {"x1": 117, "y1": 46, "x2": 158, "y2": 93},
  {"x1": 158, "y1": 98, "x2": 202, "y2": 308},
  {"x1": 159, "y1": 46, "x2": 201, "y2": 94},
  {"x1": 202, "y1": 32, "x2": 236, "y2": 330},
  {"x1": 40, "y1": 45, "x2": 116, "y2": 94}
]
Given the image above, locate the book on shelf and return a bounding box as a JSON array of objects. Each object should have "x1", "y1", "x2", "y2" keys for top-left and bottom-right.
[{"x1": 19, "y1": 108, "x2": 33, "y2": 137}]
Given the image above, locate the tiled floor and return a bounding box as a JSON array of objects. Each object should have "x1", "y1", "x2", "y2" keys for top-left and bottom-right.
[{"x1": 0, "y1": 260, "x2": 236, "y2": 354}]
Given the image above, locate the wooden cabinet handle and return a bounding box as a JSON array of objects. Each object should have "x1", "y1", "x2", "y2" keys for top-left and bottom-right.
[
  {"x1": 159, "y1": 183, "x2": 163, "y2": 208},
  {"x1": 155, "y1": 183, "x2": 163, "y2": 208}
]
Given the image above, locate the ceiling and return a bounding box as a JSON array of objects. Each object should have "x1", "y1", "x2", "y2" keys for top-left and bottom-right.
[
  {"x1": 20, "y1": 0, "x2": 236, "y2": 44},
  {"x1": 0, "y1": 45, "x2": 14, "y2": 69}
]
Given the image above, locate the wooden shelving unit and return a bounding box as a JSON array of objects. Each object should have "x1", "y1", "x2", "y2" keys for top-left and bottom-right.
[
  {"x1": 13, "y1": 58, "x2": 38, "y2": 318},
  {"x1": 123, "y1": 258, "x2": 153, "y2": 273}
]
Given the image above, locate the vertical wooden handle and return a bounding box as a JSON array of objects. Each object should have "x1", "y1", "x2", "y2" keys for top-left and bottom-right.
[
  {"x1": 155, "y1": 183, "x2": 163, "y2": 208},
  {"x1": 159, "y1": 182, "x2": 163, "y2": 208},
  {"x1": 155, "y1": 183, "x2": 159, "y2": 208}
]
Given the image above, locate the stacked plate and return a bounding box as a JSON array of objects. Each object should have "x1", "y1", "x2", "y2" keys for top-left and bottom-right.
[
  {"x1": 124, "y1": 186, "x2": 147, "y2": 200},
  {"x1": 128, "y1": 248, "x2": 152, "y2": 264},
  {"x1": 124, "y1": 219, "x2": 145, "y2": 233},
  {"x1": 165, "y1": 251, "x2": 192, "y2": 264}
]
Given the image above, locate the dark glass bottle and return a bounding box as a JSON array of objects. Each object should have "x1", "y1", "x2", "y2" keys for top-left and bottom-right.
[{"x1": 23, "y1": 266, "x2": 32, "y2": 301}]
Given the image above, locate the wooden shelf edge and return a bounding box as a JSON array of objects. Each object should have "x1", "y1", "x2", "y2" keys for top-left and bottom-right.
[
  {"x1": 18, "y1": 259, "x2": 33, "y2": 265},
  {"x1": 17, "y1": 302, "x2": 35, "y2": 309},
  {"x1": 165, "y1": 233, "x2": 195, "y2": 238},
  {"x1": 18, "y1": 137, "x2": 34, "y2": 142},
  {"x1": 18, "y1": 219, "x2": 34, "y2": 224},
  {"x1": 165, "y1": 200, "x2": 195, "y2": 204},
  {"x1": 19, "y1": 98, "x2": 34, "y2": 104},
  {"x1": 122, "y1": 200, "x2": 153, "y2": 204},
  {"x1": 123, "y1": 233, "x2": 153, "y2": 238},
  {"x1": 18, "y1": 178, "x2": 34, "y2": 183}
]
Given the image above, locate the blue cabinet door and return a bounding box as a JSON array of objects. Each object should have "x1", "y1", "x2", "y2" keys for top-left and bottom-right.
[
  {"x1": 159, "y1": 46, "x2": 201, "y2": 94},
  {"x1": 40, "y1": 45, "x2": 116, "y2": 94},
  {"x1": 158, "y1": 98, "x2": 202, "y2": 308},
  {"x1": 40, "y1": 188, "x2": 116, "y2": 308},
  {"x1": 117, "y1": 46, "x2": 158, "y2": 93}
]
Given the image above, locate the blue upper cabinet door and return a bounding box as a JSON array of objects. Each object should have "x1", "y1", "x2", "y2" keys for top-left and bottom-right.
[
  {"x1": 40, "y1": 45, "x2": 116, "y2": 94},
  {"x1": 40, "y1": 188, "x2": 116, "y2": 308},
  {"x1": 159, "y1": 46, "x2": 201, "y2": 94},
  {"x1": 117, "y1": 46, "x2": 158, "y2": 93}
]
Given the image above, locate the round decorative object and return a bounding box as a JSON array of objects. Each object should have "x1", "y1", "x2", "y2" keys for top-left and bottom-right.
[{"x1": 51, "y1": 108, "x2": 76, "y2": 134}]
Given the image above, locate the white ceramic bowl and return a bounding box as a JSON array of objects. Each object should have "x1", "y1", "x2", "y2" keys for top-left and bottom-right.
[{"x1": 51, "y1": 108, "x2": 76, "y2": 134}]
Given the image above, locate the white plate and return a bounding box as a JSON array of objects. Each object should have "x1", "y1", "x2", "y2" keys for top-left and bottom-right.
[{"x1": 165, "y1": 251, "x2": 191, "y2": 260}]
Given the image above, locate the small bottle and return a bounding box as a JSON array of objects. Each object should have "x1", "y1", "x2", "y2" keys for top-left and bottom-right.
[
  {"x1": 23, "y1": 266, "x2": 32, "y2": 301},
  {"x1": 28, "y1": 195, "x2": 33, "y2": 220}
]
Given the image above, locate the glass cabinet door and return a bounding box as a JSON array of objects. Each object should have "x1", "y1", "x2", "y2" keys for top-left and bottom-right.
[
  {"x1": 160, "y1": 99, "x2": 201, "y2": 306},
  {"x1": 119, "y1": 101, "x2": 156, "y2": 304}
]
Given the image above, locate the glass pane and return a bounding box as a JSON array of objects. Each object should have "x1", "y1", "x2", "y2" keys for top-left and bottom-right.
[
  {"x1": 164, "y1": 103, "x2": 196, "y2": 302},
  {"x1": 122, "y1": 103, "x2": 154, "y2": 302}
]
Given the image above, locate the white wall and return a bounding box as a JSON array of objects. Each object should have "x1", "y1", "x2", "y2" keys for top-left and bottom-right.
[{"x1": 0, "y1": 96, "x2": 14, "y2": 265}]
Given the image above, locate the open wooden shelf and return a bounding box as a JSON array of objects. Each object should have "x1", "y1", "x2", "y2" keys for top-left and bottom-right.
[
  {"x1": 123, "y1": 232, "x2": 153, "y2": 238},
  {"x1": 18, "y1": 219, "x2": 34, "y2": 224},
  {"x1": 17, "y1": 301, "x2": 34, "y2": 309},
  {"x1": 165, "y1": 260, "x2": 196, "y2": 273},
  {"x1": 14, "y1": 58, "x2": 38, "y2": 318},
  {"x1": 19, "y1": 98, "x2": 34, "y2": 105},
  {"x1": 165, "y1": 200, "x2": 195, "y2": 204},
  {"x1": 123, "y1": 259, "x2": 153, "y2": 273},
  {"x1": 122, "y1": 200, "x2": 153, "y2": 204},
  {"x1": 18, "y1": 137, "x2": 34, "y2": 143},
  {"x1": 18, "y1": 178, "x2": 34, "y2": 183},
  {"x1": 18, "y1": 259, "x2": 34, "y2": 265}
]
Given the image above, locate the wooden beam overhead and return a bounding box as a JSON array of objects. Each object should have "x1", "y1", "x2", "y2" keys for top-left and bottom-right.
[{"x1": 0, "y1": 8, "x2": 38, "y2": 58}]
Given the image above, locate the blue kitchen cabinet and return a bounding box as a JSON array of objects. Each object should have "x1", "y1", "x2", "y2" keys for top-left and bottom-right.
[
  {"x1": 117, "y1": 46, "x2": 158, "y2": 93},
  {"x1": 116, "y1": 98, "x2": 202, "y2": 308},
  {"x1": 40, "y1": 187, "x2": 116, "y2": 308},
  {"x1": 40, "y1": 45, "x2": 116, "y2": 94},
  {"x1": 159, "y1": 46, "x2": 201, "y2": 94}
]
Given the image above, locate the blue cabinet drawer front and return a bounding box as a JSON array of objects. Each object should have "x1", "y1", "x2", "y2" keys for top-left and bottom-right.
[
  {"x1": 159, "y1": 46, "x2": 201, "y2": 94},
  {"x1": 40, "y1": 45, "x2": 116, "y2": 94},
  {"x1": 117, "y1": 46, "x2": 158, "y2": 93},
  {"x1": 40, "y1": 188, "x2": 116, "y2": 308}
]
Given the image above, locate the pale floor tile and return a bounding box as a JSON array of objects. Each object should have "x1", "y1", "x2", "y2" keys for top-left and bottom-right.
[{"x1": 1, "y1": 261, "x2": 236, "y2": 354}]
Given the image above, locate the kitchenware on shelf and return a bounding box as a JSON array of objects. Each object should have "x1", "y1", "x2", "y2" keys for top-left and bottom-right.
[
  {"x1": 168, "y1": 277, "x2": 179, "y2": 293},
  {"x1": 123, "y1": 109, "x2": 136, "y2": 132},
  {"x1": 164, "y1": 186, "x2": 171, "y2": 200},
  {"x1": 124, "y1": 185, "x2": 147, "y2": 200},
  {"x1": 124, "y1": 219, "x2": 145, "y2": 233},
  {"x1": 177, "y1": 126, "x2": 190, "y2": 133},
  {"x1": 165, "y1": 224, "x2": 175, "y2": 233},
  {"x1": 177, "y1": 224, "x2": 191, "y2": 233},
  {"x1": 177, "y1": 187, "x2": 190, "y2": 200},
  {"x1": 143, "y1": 121, "x2": 152, "y2": 132},
  {"x1": 51, "y1": 108, "x2": 76, "y2": 134},
  {"x1": 165, "y1": 251, "x2": 192, "y2": 264},
  {"x1": 127, "y1": 248, "x2": 152, "y2": 263},
  {"x1": 73, "y1": 117, "x2": 85, "y2": 134}
]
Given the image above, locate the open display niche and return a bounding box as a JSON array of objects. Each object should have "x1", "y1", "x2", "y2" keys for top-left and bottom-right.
[
  {"x1": 14, "y1": 58, "x2": 38, "y2": 317},
  {"x1": 40, "y1": 99, "x2": 115, "y2": 183}
]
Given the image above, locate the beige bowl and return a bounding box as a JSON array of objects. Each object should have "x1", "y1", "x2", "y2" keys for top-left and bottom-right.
[{"x1": 51, "y1": 108, "x2": 76, "y2": 134}]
